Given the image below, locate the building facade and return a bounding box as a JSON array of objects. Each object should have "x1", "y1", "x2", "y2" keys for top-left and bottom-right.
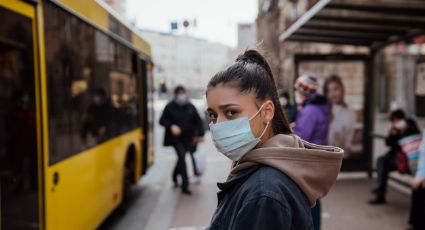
[
  {"x1": 256, "y1": 0, "x2": 425, "y2": 122},
  {"x1": 257, "y1": 0, "x2": 425, "y2": 173},
  {"x1": 236, "y1": 23, "x2": 257, "y2": 54},
  {"x1": 257, "y1": 0, "x2": 369, "y2": 90},
  {"x1": 140, "y1": 30, "x2": 232, "y2": 97}
]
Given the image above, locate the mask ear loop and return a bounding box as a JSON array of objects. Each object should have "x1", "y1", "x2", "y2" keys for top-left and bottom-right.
[
  {"x1": 249, "y1": 103, "x2": 267, "y2": 121},
  {"x1": 258, "y1": 121, "x2": 270, "y2": 139},
  {"x1": 248, "y1": 102, "x2": 270, "y2": 139}
]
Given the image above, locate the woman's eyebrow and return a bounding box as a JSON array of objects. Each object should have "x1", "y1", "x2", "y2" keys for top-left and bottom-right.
[
  {"x1": 218, "y1": 103, "x2": 239, "y2": 109},
  {"x1": 207, "y1": 104, "x2": 239, "y2": 112}
]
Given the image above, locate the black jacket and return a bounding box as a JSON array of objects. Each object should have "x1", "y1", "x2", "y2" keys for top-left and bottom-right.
[
  {"x1": 207, "y1": 166, "x2": 313, "y2": 230},
  {"x1": 385, "y1": 118, "x2": 420, "y2": 154},
  {"x1": 159, "y1": 100, "x2": 204, "y2": 147}
]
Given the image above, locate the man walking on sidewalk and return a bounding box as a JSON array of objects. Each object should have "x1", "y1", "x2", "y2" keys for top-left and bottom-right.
[{"x1": 160, "y1": 86, "x2": 205, "y2": 195}]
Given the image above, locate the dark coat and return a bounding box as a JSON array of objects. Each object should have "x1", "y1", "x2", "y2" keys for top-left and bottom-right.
[
  {"x1": 284, "y1": 104, "x2": 298, "y2": 123},
  {"x1": 385, "y1": 118, "x2": 421, "y2": 155},
  {"x1": 207, "y1": 166, "x2": 313, "y2": 230},
  {"x1": 159, "y1": 100, "x2": 205, "y2": 148}
]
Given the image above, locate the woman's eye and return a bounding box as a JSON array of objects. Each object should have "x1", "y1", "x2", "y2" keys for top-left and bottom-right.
[
  {"x1": 225, "y1": 111, "x2": 235, "y2": 118},
  {"x1": 208, "y1": 113, "x2": 217, "y2": 121}
]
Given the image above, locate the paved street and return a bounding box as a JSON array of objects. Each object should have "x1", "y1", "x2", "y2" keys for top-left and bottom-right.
[
  {"x1": 100, "y1": 100, "x2": 412, "y2": 230},
  {"x1": 101, "y1": 132, "x2": 228, "y2": 230},
  {"x1": 322, "y1": 177, "x2": 410, "y2": 230}
]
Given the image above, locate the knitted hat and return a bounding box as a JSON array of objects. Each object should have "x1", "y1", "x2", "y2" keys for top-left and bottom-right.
[{"x1": 294, "y1": 74, "x2": 318, "y2": 96}]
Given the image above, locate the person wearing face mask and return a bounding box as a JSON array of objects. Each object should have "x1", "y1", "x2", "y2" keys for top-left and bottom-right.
[
  {"x1": 279, "y1": 91, "x2": 297, "y2": 124},
  {"x1": 293, "y1": 74, "x2": 330, "y2": 230},
  {"x1": 205, "y1": 50, "x2": 343, "y2": 230},
  {"x1": 159, "y1": 85, "x2": 205, "y2": 194},
  {"x1": 293, "y1": 75, "x2": 330, "y2": 146},
  {"x1": 369, "y1": 109, "x2": 420, "y2": 205}
]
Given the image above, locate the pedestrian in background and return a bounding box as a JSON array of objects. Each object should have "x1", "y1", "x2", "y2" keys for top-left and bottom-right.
[
  {"x1": 159, "y1": 86, "x2": 205, "y2": 195},
  {"x1": 206, "y1": 50, "x2": 343, "y2": 230},
  {"x1": 368, "y1": 109, "x2": 420, "y2": 204},
  {"x1": 279, "y1": 91, "x2": 297, "y2": 124},
  {"x1": 324, "y1": 75, "x2": 357, "y2": 157},
  {"x1": 293, "y1": 74, "x2": 330, "y2": 230}
]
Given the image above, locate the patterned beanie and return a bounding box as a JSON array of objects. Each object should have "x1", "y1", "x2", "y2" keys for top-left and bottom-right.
[{"x1": 294, "y1": 74, "x2": 318, "y2": 96}]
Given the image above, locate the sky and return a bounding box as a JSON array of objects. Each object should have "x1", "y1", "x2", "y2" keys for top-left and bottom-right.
[{"x1": 126, "y1": 0, "x2": 258, "y2": 48}]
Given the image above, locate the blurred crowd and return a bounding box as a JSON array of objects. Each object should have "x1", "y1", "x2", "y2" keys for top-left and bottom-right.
[{"x1": 289, "y1": 74, "x2": 425, "y2": 230}]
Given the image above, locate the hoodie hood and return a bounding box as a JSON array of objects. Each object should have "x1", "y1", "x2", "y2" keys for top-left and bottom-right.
[{"x1": 230, "y1": 134, "x2": 343, "y2": 207}]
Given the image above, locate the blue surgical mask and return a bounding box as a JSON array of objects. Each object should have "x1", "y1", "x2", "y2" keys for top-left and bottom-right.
[{"x1": 209, "y1": 104, "x2": 270, "y2": 161}]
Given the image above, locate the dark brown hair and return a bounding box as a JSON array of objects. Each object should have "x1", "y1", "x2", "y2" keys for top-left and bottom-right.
[
  {"x1": 174, "y1": 85, "x2": 186, "y2": 95},
  {"x1": 207, "y1": 50, "x2": 292, "y2": 135},
  {"x1": 390, "y1": 109, "x2": 405, "y2": 121},
  {"x1": 324, "y1": 74, "x2": 346, "y2": 107}
]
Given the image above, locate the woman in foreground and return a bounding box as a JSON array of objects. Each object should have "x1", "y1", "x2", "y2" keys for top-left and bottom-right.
[{"x1": 205, "y1": 50, "x2": 344, "y2": 230}]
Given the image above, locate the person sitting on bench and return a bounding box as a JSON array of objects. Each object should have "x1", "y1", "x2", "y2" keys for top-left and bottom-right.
[{"x1": 369, "y1": 109, "x2": 420, "y2": 205}]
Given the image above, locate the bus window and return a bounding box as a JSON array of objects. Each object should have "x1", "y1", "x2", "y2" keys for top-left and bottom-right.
[
  {"x1": 0, "y1": 6, "x2": 39, "y2": 230},
  {"x1": 43, "y1": 1, "x2": 140, "y2": 165}
]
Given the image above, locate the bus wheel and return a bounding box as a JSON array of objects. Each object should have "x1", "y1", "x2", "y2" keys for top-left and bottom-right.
[
  {"x1": 123, "y1": 164, "x2": 132, "y2": 201},
  {"x1": 120, "y1": 147, "x2": 135, "y2": 213}
]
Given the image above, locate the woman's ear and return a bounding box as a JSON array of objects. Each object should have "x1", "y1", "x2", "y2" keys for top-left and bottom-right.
[{"x1": 262, "y1": 100, "x2": 275, "y2": 124}]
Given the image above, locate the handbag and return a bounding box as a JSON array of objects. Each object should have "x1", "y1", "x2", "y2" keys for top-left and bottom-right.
[
  {"x1": 398, "y1": 134, "x2": 423, "y2": 175},
  {"x1": 192, "y1": 144, "x2": 207, "y2": 176},
  {"x1": 396, "y1": 151, "x2": 411, "y2": 174}
]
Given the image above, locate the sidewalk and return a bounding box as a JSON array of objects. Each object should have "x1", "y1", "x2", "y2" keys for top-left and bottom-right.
[{"x1": 322, "y1": 176, "x2": 410, "y2": 230}]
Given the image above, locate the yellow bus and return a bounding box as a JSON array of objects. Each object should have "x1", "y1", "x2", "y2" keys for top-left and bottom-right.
[{"x1": 0, "y1": 0, "x2": 155, "y2": 229}]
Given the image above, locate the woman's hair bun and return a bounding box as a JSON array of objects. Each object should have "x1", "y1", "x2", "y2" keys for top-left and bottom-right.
[
  {"x1": 236, "y1": 49, "x2": 265, "y2": 65},
  {"x1": 236, "y1": 49, "x2": 274, "y2": 80}
]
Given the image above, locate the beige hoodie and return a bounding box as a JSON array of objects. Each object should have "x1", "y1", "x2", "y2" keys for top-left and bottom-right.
[{"x1": 230, "y1": 134, "x2": 344, "y2": 207}]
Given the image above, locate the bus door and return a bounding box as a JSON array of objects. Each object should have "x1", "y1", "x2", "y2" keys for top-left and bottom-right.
[
  {"x1": 140, "y1": 60, "x2": 154, "y2": 173},
  {"x1": 0, "y1": 1, "x2": 41, "y2": 229}
]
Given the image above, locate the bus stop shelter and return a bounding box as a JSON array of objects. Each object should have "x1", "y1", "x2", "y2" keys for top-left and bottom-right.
[{"x1": 279, "y1": 0, "x2": 425, "y2": 173}]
